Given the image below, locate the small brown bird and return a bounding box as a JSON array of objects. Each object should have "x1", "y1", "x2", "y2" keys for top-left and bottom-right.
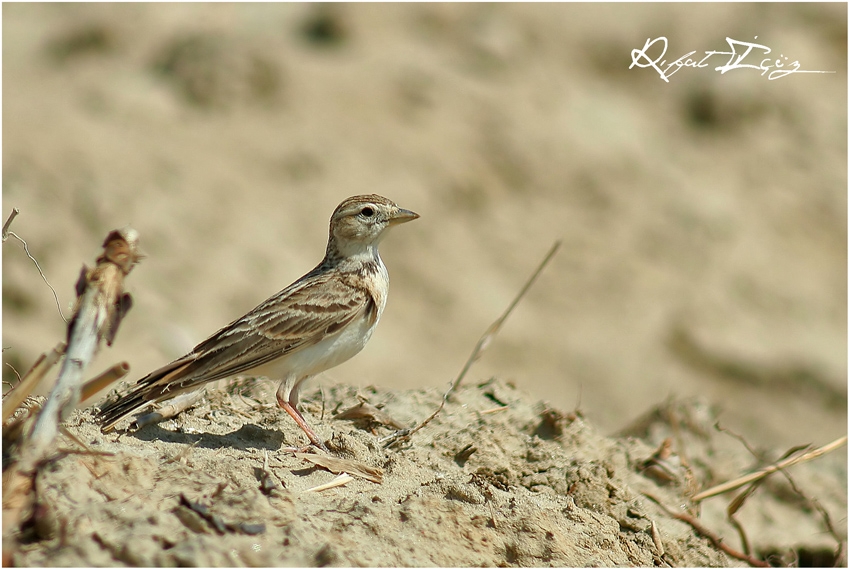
[{"x1": 97, "y1": 195, "x2": 418, "y2": 451}]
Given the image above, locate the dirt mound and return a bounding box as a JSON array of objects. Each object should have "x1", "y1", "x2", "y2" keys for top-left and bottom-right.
[
  {"x1": 2, "y1": 3, "x2": 846, "y2": 566},
  {"x1": 6, "y1": 378, "x2": 844, "y2": 566}
]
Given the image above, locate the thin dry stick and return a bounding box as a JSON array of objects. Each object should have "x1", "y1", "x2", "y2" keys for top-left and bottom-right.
[
  {"x1": 717, "y1": 424, "x2": 845, "y2": 551},
  {"x1": 58, "y1": 425, "x2": 105, "y2": 454},
  {"x1": 296, "y1": 452, "x2": 383, "y2": 483},
  {"x1": 775, "y1": 459, "x2": 845, "y2": 554},
  {"x1": 382, "y1": 241, "x2": 561, "y2": 448},
  {"x1": 454, "y1": 240, "x2": 561, "y2": 390},
  {"x1": 2, "y1": 342, "x2": 67, "y2": 423},
  {"x1": 2, "y1": 208, "x2": 20, "y2": 242},
  {"x1": 727, "y1": 481, "x2": 759, "y2": 555},
  {"x1": 650, "y1": 520, "x2": 664, "y2": 557},
  {"x1": 4, "y1": 364, "x2": 23, "y2": 393},
  {"x1": 5, "y1": 362, "x2": 22, "y2": 382},
  {"x1": 3, "y1": 209, "x2": 67, "y2": 322},
  {"x1": 380, "y1": 381, "x2": 450, "y2": 447},
  {"x1": 132, "y1": 388, "x2": 206, "y2": 431},
  {"x1": 80, "y1": 362, "x2": 131, "y2": 403},
  {"x1": 643, "y1": 492, "x2": 770, "y2": 568},
  {"x1": 162, "y1": 440, "x2": 202, "y2": 465},
  {"x1": 691, "y1": 436, "x2": 847, "y2": 502},
  {"x1": 306, "y1": 473, "x2": 353, "y2": 493},
  {"x1": 717, "y1": 424, "x2": 802, "y2": 556}
]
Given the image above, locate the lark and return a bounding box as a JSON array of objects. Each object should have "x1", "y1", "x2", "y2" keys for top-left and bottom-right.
[{"x1": 97, "y1": 194, "x2": 418, "y2": 451}]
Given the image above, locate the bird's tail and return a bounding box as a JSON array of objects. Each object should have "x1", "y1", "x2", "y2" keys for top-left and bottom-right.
[
  {"x1": 96, "y1": 356, "x2": 196, "y2": 432},
  {"x1": 97, "y1": 393, "x2": 152, "y2": 433}
]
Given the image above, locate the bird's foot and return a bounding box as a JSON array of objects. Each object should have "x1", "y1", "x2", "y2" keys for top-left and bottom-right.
[{"x1": 279, "y1": 400, "x2": 332, "y2": 454}]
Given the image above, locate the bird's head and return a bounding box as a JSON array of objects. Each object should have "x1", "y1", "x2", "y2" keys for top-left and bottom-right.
[{"x1": 327, "y1": 194, "x2": 418, "y2": 260}]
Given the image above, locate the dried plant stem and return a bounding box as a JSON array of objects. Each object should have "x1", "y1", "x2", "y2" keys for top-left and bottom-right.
[
  {"x1": 132, "y1": 388, "x2": 206, "y2": 430},
  {"x1": 382, "y1": 241, "x2": 560, "y2": 448},
  {"x1": 716, "y1": 424, "x2": 845, "y2": 553},
  {"x1": 5, "y1": 229, "x2": 67, "y2": 322},
  {"x1": 27, "y1": 286, "x2": 103, "y2": 457},
  {"x1": 26, "y1": 228, "x2": 142, "y2": 463},
  {"x1": 643, "y1": 492, "x2": 770, "y2": 568},
  {"x1": 2, "y1": 208, "x2": 20, "y2": 241},
  {"x1": 381, "y1": 381, "x2": 451, "y2": 448},
  {"x1": 691, "y1": 436, "x2": 847, "y2": 502},
  {"x1": 454, "y1": 240, "x2": 561, "y2": 389},
  {"x1": 80, "y1": 362, "x2": 131, "y2": 403},
  {"x1": 2, "y1": 342, "x2": 66, "y2": 423},
  {"x1": 306, "y1": 473, "x2": 353, "y2": 493},
  {"x1": 295, "y1": 452, "x2": 383, "y2": 483}
]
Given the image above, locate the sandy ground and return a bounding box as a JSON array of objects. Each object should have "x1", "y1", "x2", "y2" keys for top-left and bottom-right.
[
  {"x1": 2, "y1": 3, "x2": 847, "y2": 566},
  {"x1": 6, "y1": 379, "x2": 846, "y2": 567}
]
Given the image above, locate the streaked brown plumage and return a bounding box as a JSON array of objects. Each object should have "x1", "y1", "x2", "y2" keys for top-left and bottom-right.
[{"x1": 97, "y1": 194, "x2": 418, "y2": 451}]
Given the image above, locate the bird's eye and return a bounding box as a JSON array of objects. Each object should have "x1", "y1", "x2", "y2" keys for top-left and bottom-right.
[{"x1": 360, "y1": 207, "x2": 375, "y2": 217}]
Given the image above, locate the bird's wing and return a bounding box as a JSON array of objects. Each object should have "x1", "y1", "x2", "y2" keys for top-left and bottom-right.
[
  {"x1": 98, "y1": 270, "x2": 376, "y2": 431},
  {"x1": 189, "y1": 270, "x2": 375, "y2": 381}
]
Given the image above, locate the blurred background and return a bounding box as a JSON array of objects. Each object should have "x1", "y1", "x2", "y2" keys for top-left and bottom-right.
[{"x1": 3, "y1": 4, "x2": 846, "y2": 449}]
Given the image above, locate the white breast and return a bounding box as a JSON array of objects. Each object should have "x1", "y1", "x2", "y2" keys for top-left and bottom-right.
[
  {"x1": 293, "y1": 308, "x2": 380, "y2": 377},
  {"x1": 267, "y1": 259, "x2": 390, "y2": 405}
]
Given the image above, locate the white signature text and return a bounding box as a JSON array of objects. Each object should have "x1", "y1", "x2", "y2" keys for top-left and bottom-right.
[{"x1": 629, "y1": 36, "x2": 835, "y2": 82}]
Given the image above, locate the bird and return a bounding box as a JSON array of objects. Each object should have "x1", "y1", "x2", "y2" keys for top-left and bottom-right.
[{"x1": 97, "y1": 194, "x2": 418, "y2": 452}]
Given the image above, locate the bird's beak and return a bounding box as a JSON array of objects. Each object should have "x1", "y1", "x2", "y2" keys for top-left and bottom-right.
[{"x1": 389, "y1": 208, "x2": 419, "y2": 225}]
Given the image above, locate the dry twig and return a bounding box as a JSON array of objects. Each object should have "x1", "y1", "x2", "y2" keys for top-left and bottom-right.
[
  {"x1": 2, "y1": 342, "x2": 66, "y2": 423},
  {"x1": 306, "y1": 473, "x2": 354, "y2": 493},
  {"x1": 380, "y1": 382, "x2": 452, "y2": 449},
  {"x1": 132, "y1": 388, "x2": 206, "y2": 431},
  {"x1": 27, "y1": 228, "x2": 142, "y2": 461},
  {"x1": 2, "y1": 207, "x2": 21, "y2": 242},
  {"x1": 650, "y1": 520, "x2": 664, "y2": 557},
  {"x1": 80, "y1": 362, "x2": 130, "y2": 403},
  {"x1": 643, "y1": 492, "x2": 770, "y2": 567},
  {"x1": 691, "y1": 436, "x2": 847, "y2": 502},
  {"x1": 4, "y1": 229, "x2": 142, "y2": 540},
  {"x1": 3, "y1": 209, "x2": 67, "y2": 322},
  {"x1": 295, "y1": 452, "x2": 383, "y2": 483},
  {"x1": 716, "y1": 424, "x2": 846, "y2": 560},
  {"x1": 382, "y1": 241, "x2": 560, "y2": 448},
  {"x1": 453, "y1": 240, "x2": 561, "y2": 390},
  {"x1": 478, "y1": 405, "x2": 509, "y2": 415},
  {"x1": 162, "y1": 440, "x2": 202, "y2": 465}
]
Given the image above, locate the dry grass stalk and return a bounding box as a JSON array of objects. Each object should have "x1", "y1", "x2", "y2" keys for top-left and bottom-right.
[
  {"x1": 2, "y1": 342, "x2": 66, "y2": 423},
  {"x1": 3, "y1": 208, "x2": 67, "y2": 322},
  {"x1": 132, "y1": 388, "x2": 206, "y2": 430},
  {"x1": 295, "y1": 452, "x2": 383, "y2": 483},
  {"x1": 643, "y1": 491, "x2": 770, "y2": 568},
  {"x1": 162, "y1": 440, "x2": 202, "y2": 465},
  {"x1": 479, "y1": 405, "x2": 509, "y2": 415},
  {"x1": 772, "y1": 457, "x2": 846, "y2": 563},
  {"x1": 650, "y1": 520, "x2": 664, "y2": 557},
  {"x1": 453, "y1": 240, "x2": 561, "y2": 390},
  {"x1": 715, "y1": 425, "x2": 846, "y2": 561},
  {"x1": 2, "y1": 207, "x2": 20, "y2": 242},
  {"x1": 27, "y1": 227, "x2": 142, "y2": 462},
  {"x1": 306, "y1": 473, "x2": 354, "y2": 493},
  {"x1": 382, "y1": 241, "x2": 560, "y2": 449},
  {"x1": 79, "y1": 362, "x2": 130, "y2": 403},
  {"x1": 691, "y1": 435, "x2": 847, "y2": 502}
]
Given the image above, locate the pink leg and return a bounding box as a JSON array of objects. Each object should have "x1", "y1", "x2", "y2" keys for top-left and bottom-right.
[{"x1": 279, "y1": 399, "x2": 330, "y2": 453}]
